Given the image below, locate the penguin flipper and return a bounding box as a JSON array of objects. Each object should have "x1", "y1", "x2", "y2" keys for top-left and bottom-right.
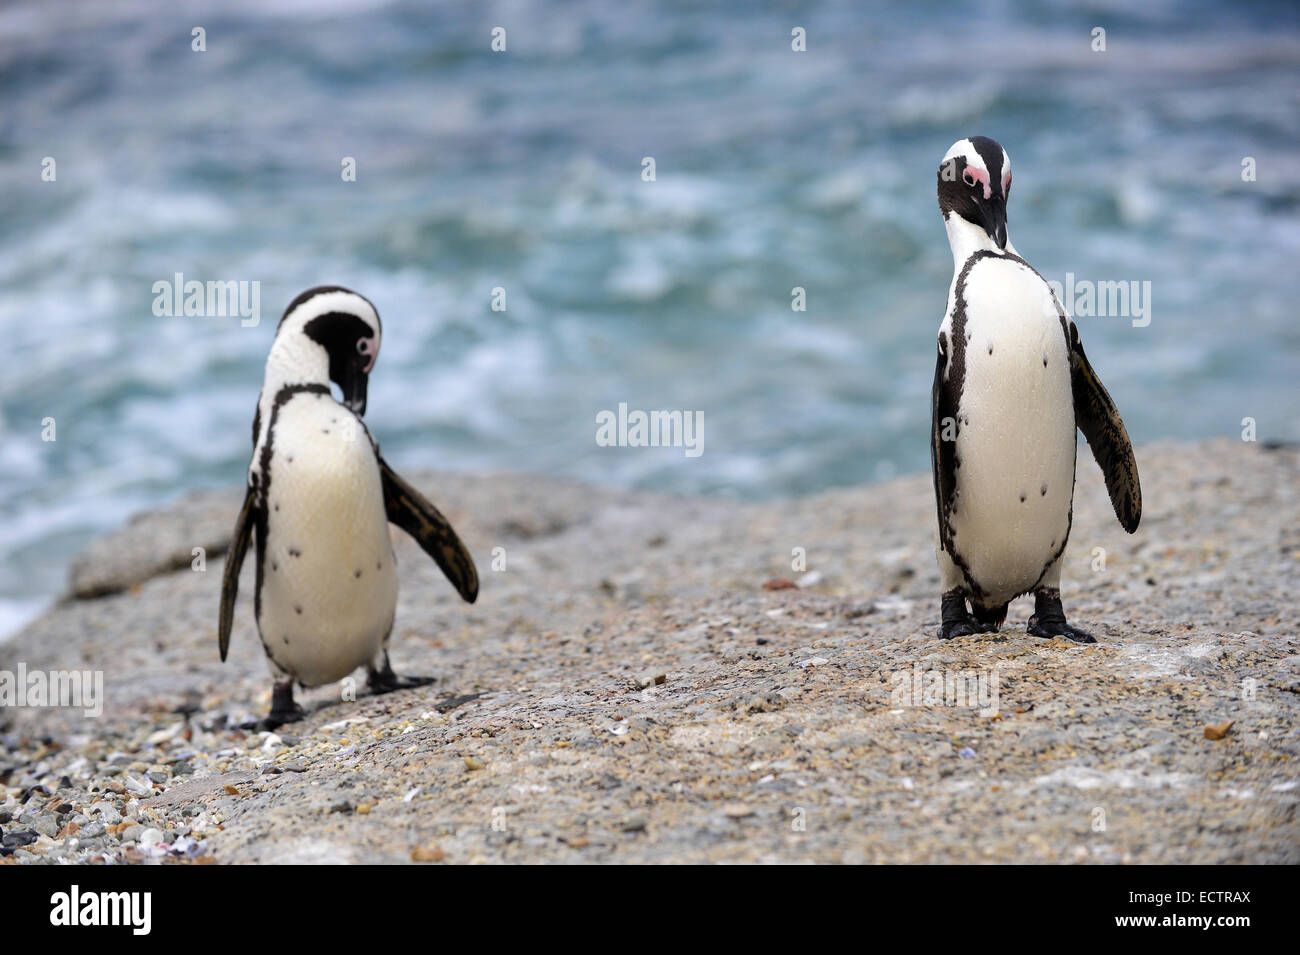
[
  {"x1": 378, "y1": 457, "x2": 479, "y2": 603},
  {"x1": 219, "y1": 484, "x2": 258, "y2": 662},
  {"x1": 1069, "y1": 325, "x2": 1142, "y2": 533},
  {"x1": 930, "y1": 332, "x2": 959, "y2": 551}
]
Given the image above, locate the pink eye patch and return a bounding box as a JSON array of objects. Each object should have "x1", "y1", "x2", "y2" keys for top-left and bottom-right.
[
  {"x1": 357, "y1": 337, "x2": 378, "y2": 373},
  {"x1": 963, "y1": 165, "x2": 991, "y2": 199}
]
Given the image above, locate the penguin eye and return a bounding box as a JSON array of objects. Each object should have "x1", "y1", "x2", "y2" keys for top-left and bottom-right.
[
  {"x1": 356, "y1": 338, "x2": 369, "y2": 354},
  {"x1": 962, "y1": 170, "x2": 976, "y2": 187}
]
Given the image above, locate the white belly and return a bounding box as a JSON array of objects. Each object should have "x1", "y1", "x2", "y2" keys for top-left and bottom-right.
[
  {"x1": 257, "y1": 392, "x2": 398, "y2": 687},
  {"x1": 948, "y1": 256, "x2": 1076, "y2": 604}
]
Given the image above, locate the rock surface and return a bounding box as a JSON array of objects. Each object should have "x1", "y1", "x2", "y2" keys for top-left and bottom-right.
[{"x1": 1, "y1": 439, "x2": 1296, "y2": 864}]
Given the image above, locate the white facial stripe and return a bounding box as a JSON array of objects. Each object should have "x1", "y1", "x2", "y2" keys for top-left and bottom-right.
[
  {"x1": 279, "y1": 290, "x2": 381, "y2": 344},
  {"x1": 943, "y1": 138, "x2": 989, "y2": 177}
]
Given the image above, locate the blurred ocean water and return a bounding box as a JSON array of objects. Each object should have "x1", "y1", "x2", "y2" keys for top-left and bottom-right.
[{"x1": 1, "y1": 0, "x2": 1298, "y2": 634}]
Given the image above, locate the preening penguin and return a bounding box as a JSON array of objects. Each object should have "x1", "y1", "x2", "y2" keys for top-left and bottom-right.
[
  {"x1": 219, "y1": 286, "x2": 478, "y2": 726},
  {"x1": 930, "y1": 137, "x2": 1141, "y2": 643}
]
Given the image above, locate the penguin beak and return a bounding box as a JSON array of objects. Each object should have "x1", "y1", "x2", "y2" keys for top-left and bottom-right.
[
  {"x1": 979, "y1": 197, "x2": 1008, "y2": 250},
  {"x1": 341, "y1": 361, "x2": 369, "y2": 416}
]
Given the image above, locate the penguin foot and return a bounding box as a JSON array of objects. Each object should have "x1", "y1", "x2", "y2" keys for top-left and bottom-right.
[
  {"x1": 940, "y1": 620, "x2": 988, "y2": 639},
  {"x1": 938, "y1": 590, "x2": 999, "y2": 639},
  {"x1": 367, "y1": 662, "x2": 435, "y2": 695},
  {"x1": 1027, "y1": 589, "x2": 1096, "y2": 644},
  {"x1": 261, "y1": 682, "x2": 306, "y2": 729},
  {"x1": 1028, "y1": 616, "x2": 1096, "y2": 643}
]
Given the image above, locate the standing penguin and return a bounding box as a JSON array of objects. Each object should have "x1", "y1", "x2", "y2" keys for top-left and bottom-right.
[
  {"x1": 930, "y1": 137, "x2": 1141, "y2": 642},
  {"x1": 219, "y1": 286, "x2": 478, "y2": 726}
]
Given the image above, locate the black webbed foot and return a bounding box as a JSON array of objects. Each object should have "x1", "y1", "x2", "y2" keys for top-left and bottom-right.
[
  {"x1": 938, "y1": 591, "x2": 999, "y2": 639},
  {"x1": 367, "y1": 657, "x2": 436, "y2": 695},
  {"x1": 261, "y1": 681, "x2": 306, "y2": 730},
  {"x1": 940, "y1": 620, "x2": 980, "y2": 639},
  {"x1": 1028, "y1": 588, "x2": 1097, "y2": 644}
]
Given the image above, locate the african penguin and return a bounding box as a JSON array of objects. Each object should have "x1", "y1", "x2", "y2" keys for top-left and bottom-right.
[
  {"x1": 219, "y1": 286, "x2": 479, "y2": 726},
  {"x1": 930, "y1": 136, "x2": 1141, "y2": 643}
]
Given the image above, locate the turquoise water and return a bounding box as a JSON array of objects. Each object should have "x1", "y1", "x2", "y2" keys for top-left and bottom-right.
[{"x1": 1, "y1": 1, "x2": 1298, "y2": 633}]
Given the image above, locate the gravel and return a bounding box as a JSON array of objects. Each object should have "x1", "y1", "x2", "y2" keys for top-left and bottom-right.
[{"x1": 0, "y1": 438, "x2": 1296, "y2": 864}]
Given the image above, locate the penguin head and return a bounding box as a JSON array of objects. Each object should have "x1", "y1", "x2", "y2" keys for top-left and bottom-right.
[
  {"x1": 274, "y1": 286, "x2": 382, "y2": 415},
  {"x1": 937, "y1": 136, "x2": 1012, "y2": 251}
]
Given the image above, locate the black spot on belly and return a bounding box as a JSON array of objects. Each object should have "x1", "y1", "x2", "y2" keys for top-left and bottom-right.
[
  {"x1": 295, "y1": 605, "x2": 303, "y2": 615},
  {"x1": 287, "y1": 456, "x2": 294, "y2": 463},
  {"x1": 274, "y1": 503, "x2": 279, "y2": 512},
  {"x1": 1040, "y1": 483, "x2": 1048, "y2": 496},
  {"x1": 377, "y1": 561, "x2": 382, "y2": 570},
  {"x1": 1019, "y1": 492, "x2": 1027, "y2": 503},
  {"x1": 282, "y1": 636, "x2": 289, "y2": 645},
  {"x1": 271, "y1": 561, "x2": 278, "y2": 571},
  {"x1": 354, "y1": 569, "x2": 362, "y2": 578},
  {"x1": 322, "y1": 428, "x2": 330, "y2": 434},
  {"x1": 987, "y1": 344, "x2": 993, "y2": 355},
  {"x1": 1042, "y1": 354, "x2": 1049, "y2": 367},
  {"x1": 289, "y1": 547, "x2": 302, "y2": 558}
]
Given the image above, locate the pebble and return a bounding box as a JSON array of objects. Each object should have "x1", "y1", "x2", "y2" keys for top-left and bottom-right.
[
  {"x1": 1204, "y1": 720, "x2": 1234, "y2": 741},
  {"x1": 145, "y1": 723, "x2": 184, "y2": 745},
  {"x1": 89, "y1": 805, "x2": 122, "y2": 826},
  {"x1": 2, "y1": 828, "x2": 38, "y2": 847},
  {"x1": 33, "y1": 815, "x2": 60, "y2": 838},
  {"x1": 169, "y1": 835, "x2": 205, "y2": 858}
]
